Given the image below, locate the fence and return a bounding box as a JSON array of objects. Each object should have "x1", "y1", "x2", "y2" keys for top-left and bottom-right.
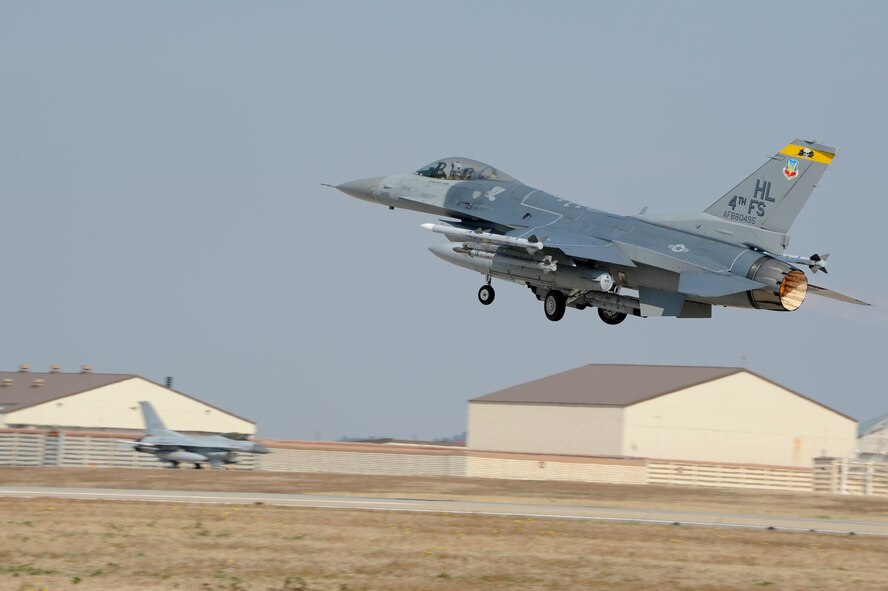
[
  {"x1": 0, "y1": 430, "x2": 257, "y2": 470},
  {"x1": 813, "y1": 457, "x2": 888, "y2": 496},
  {"x1": 647, "y1": 459, "x2": 812, "y2": 491},
  {"x1": 0, "y1": 429, "x2": 885, "y2": 496}
]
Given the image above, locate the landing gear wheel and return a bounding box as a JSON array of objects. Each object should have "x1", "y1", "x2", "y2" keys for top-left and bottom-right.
[
  {"x1": 544, "y1": 290, "x2": 566, "y2": 321},
  {"x1": 478, "y1": 284, "x2": 495, "y2": 305},
  {"x1": 598, "y1": 308, "x2": 627, "y2": 325}
]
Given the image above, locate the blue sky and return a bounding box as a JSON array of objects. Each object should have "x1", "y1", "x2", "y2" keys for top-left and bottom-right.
[{"x1": 1, "y1": 2, "x2": 885, "y2": 439}]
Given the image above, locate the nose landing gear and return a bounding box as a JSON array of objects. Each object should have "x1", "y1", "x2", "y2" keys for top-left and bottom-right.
[
  {"x1": 478, "y1": 276, "x2": 495, "y2": 305},
  {"x1": 478, "y1": 284, "x2": 495, "y2": 305}
]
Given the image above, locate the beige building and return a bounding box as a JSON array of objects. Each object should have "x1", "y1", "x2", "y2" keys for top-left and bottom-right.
[
  {"x1": 0, "y1": 365, "x2": 255, "y2": 435},
  {"x1": 467, "y1": 365, "x2": 856, "y2": 468}
]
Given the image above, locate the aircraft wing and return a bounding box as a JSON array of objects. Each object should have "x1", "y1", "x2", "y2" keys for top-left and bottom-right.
[
  {"x1": 808, "y1": 285, "x2": 870, "y2": 306},
  {"x1": 537, "y1": 229, "x2": 637, "y2": 267},
  {"x1": 679, "y1": 271, "x2": 766, "y2": 297}
]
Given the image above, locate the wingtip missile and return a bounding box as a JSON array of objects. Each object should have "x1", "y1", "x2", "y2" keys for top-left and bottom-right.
[{"x1": 809, "y1": 253, "x2": 829, "y2": 274}]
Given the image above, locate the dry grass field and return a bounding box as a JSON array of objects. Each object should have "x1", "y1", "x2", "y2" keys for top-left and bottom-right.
[
  {"x1": 1, "y1": 468, "x2": 887, "y2": 590},
  {"x1": 2, "y1": 467, "x2": 888, "y2": 520}
]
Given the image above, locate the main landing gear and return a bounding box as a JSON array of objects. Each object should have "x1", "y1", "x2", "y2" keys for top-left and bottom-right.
[
  {"x1": 477, "y1": 281, "x2": 628, "y2": 325},
  {"x1": 543, "y1": 289, "x2": 626, "y2": 324},
  {"x1": 544, "y1": 290, "x2": 566, "y2": 322},
  {"x1": 598, "y1": 308, "x2": 627, "y2": 325}
]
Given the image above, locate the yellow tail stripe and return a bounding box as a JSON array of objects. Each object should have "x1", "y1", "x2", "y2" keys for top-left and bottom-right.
[{"x1": 779, "y1": 144, "x2": 835, "y2": 164}]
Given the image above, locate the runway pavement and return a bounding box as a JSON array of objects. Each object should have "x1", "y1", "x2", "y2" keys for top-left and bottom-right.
[{"x1": 1, "y1": 485, "x2": 887, "y2": 536}]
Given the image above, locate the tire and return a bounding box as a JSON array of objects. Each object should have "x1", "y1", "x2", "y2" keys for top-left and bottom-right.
[
  {"x1": 544, "y1": 290, "x2": 566, "y2": 321},
  {"x1": 598, "y1": 308, "x2": 627, "y2": 325},
  {"x1": 478, "y1": 285, "x2": 495, "y2": 305}
]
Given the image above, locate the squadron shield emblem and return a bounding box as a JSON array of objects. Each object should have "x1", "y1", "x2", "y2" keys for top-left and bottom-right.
[{"x1": 783, "y1": 158, "x2": 799, "y2": 180}]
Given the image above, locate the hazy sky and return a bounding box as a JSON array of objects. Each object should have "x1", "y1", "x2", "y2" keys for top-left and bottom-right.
[{"x1": 1, "y1": 2, "x2": 886, "y2": 440}]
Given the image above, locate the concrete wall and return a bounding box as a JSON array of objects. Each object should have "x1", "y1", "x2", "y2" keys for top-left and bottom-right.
[
  {"x1": 622, "y1": 372, "x2": 857, "y2": 467},
  {"x1": 467, "y1": 403, "x2": 623, "y2": 456},
  {"x1": 466, "y1": 454, "x2": 645, "y2": 484},
  {"x1": 4, "y1": 431, "x2": 886, "y2": 497},
  {"x1": 4, "y1": 378, "x2": 255, "y2": 435}
]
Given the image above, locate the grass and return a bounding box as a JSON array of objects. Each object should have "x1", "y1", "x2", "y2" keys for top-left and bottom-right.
[
  {"x1": 3, "y1": 466, "x2": 888, "y2": 520},
  {"x1": 1, "y1": 467, "x2": 887, "y2": 589},
  {"x1": 0, "y1": 497, "x2": 886, "y2": 590}
]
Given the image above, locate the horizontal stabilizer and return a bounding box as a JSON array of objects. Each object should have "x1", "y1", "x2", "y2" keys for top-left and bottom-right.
[
  {"x1": 808, "y1": 285, "x2": 870, "y2": 306},
  {"x1": 679, "y1": 271, "x2": 766, "y2": 297},
  {"x1": 542, "y1": 230, "x2": 636, "y2": 267}
]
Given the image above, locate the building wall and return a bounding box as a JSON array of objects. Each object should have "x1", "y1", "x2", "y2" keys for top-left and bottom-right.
[
  {"x1": 622, "y1": 372, "x2": 856, "y2": 467},
  {"x1": 4, "y1": 378, "x2": 255, "y2": 434},
  {"x1": 467, "y1": 403, "x2": 623, "y2": 455}
]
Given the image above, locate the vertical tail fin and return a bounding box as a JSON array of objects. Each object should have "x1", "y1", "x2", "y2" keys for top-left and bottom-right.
[
  {"x1": 139, "y1": 401, "x2": 171, "y2": 436},
  {"x1": 704, "y1": 139, "x2": 836, "y2": 233}
]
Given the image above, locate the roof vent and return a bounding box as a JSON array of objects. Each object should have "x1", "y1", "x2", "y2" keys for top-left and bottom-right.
[
  {"x1": 32, "y1": 378, "x2": 45, "y2": 388},
  {"x1": 18, "y1": 364, "x2": 30, "y2": 373},
  {"x1": 81, "y1": 365, "x2": 93, "y2": 374},
  {"x1": 1, "y1": 378, "x2": 13, "y2": 387},
  {"x1": 50, "y1": 364, "x2": 61, "y2": 373}
]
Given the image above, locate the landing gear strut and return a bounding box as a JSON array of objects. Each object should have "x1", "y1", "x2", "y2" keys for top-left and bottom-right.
[
  {"x1": 544, "y1": 290, "x2": 566, "y2": 321},
  {"x1": 598, "y1": 308, "x2": 627, "y2": 325}
]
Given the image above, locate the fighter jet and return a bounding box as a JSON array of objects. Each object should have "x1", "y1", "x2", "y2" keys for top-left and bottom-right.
[
  {"x1": 332, "y1": 140, "x2": 868, "y2": 324},
  {"x1": 123, "y1": 401, "x2": 269, "y2": 469}
]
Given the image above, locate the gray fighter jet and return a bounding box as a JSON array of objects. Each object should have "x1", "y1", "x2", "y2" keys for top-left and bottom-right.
[
  {"x1": 124, "y1": 401, "x2": 269, "y2": 469},
  {"x1": 332, "y1": 140, "x2": 868, "y2": 324}
]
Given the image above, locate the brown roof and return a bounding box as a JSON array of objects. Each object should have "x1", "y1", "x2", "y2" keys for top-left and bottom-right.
[
  {"x1": 0, "y1": 370, "x2": 255, "y2": 425},
  {"x1": 0, "y1": 371, "x2": 134, "y2": 411},
  {"x1": 471, "y1": 364, "x2": 747, "y2": 407},
  {"x1": 471, "y1": 364, "x2": 855, "y2": 420}
]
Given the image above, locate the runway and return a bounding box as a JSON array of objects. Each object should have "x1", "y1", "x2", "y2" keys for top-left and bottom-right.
[{"x1": 1, "y1": 485, "x2": 887, "y2": 536}]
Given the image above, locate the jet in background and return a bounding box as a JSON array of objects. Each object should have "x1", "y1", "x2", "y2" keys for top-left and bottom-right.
[
  {"x1": 332, "y1": 140, "x2": 867, "y2": 324},
  {"x1": 124, "y1": 401, "x2": 269, "y2": 469}
]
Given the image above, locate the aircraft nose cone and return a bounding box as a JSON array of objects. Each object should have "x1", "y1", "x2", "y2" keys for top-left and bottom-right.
[
  {"x1": 335, "y1": 176, "x2": 384, "y2": 202},
  {"x1": 251, "y1": 442, "x2": 270, "y2": 454}
]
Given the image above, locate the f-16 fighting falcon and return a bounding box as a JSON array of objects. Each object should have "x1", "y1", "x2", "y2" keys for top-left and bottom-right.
[
  {"x1": 120, "y1": 401, "x2": 269, "y2": 469},
  {"x1": 331, "y1": 140, "x2": 868, "y2": 324}
]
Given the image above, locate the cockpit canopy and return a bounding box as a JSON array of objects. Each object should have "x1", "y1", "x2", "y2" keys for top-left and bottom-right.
[{"x1": 415, "y1": 157, "x2": 517, "y2": 183}]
